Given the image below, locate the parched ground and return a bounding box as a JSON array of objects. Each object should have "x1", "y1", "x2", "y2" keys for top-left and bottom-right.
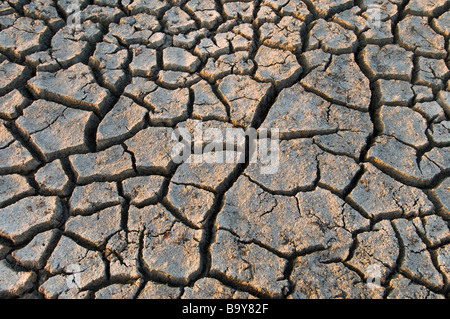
[{"x1": 0, "y1": 0, "x2": 449, "y2": 299}]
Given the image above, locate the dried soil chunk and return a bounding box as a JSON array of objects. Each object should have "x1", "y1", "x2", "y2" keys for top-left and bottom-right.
[
  {"x1": 217, "y1": 74, "x2": 273, "y2": 128},
  {"x1": 305, "y1": 0, "x2": 354, "y2": 18},
  {"x1": 191, "y1": 80, "x2": 228, "y2": 121},
  {"x1": 95, "y1": 281, "x2": 142, "y2": 299},
  {"x1": 375, "y1": 79, "x2": 414, "y2": 106},
  {"x1": 416, "y1": 57, "x2": 448, "y2": 88},
  {"x1": 432, "y1": 12, "x2": 450, "y2": 36},
  {"x1": 11, "y1": 229, "x2": 59, "y2": 268},
  {"x1": 35, "y1": 160, "x2": 72, "y2": 196},
  {"x1": 27, "y1": 63, "x2": 113, "y2": 116},
  {"x1": 65, "y1": 205, "x2": 122, "y2": 248},
  {"x1": 223, "y1": 2, "x2": 254, "y2": 23},
  {"x1": 144, "y1": 87, "x2": 189, "y2": 125},
  {"x1": 291, "y1": 252, "x2": 383, "y2": 299},
  {"x1": 137, "y1": 281, "x2": 181, "y2": 299},
  {"x1": 347, "y1": 220, "x2": 399, "y2": 284},
  {"x1": 245, "y1": 139, "x2": 319, "y2": 193},
  {"x1": 163, "y1": 47, "x2": 201, "y2": 73},
  {"x1": 123, "y1": 77, "x2": 158, "y2": 104},
  {"x1": 366, "y1": 135, "x2": 441, "y2": 185},
  {"x1": 185, "y1": 0, "x2": 221, "y2": 29},
  {"x1": 259, "y1": 84, "x2": 340, "y2": 136},
  {"x1": 122, "y1": 175, "x2": 165, "y2": 206},
  {"x1": 200, "y1": 52, "x2": 255, "y2": 82},
  {"x1": 421, "y1": 215, "x2": 450, "y2": 247},
  {"x1": 131, "y1": 204, "x2": 202, "y2": 282},
  {"x1": 17, "y1": 100, "x2": 98, "y2": 161},
  {"x1": 259, "y1": 16, "x2": 305, "y2": 52},
  {"x1": 301, "y1": 54, "x2": 371, "y2": 111},
  {"x1": 387, "y1": 275, "x2": 444, "y2": 299},
  {"x1": 162, "y1": 7, "x2": 196, "y2": 34},
  {"x1": 397, "y1": 15, "x2": 446, "y2": 58},
  {"x1": 79, "y1": 5, "x2": 124, "y2": 26},
  {"x1": 210, "y1": 229, "x2": 288, "y2": 298},
  {"x1": 0, "y1": 61, "x2": 30, "y2": 96},
  {"x1": 0, "y1": 140, "x2": 39, "y2": 174},
  {"x1": 50, "y1": 22, "x2": 102, "y2": 68},
  {"x1": 0, "y1": 260, "x2": 36, "y2": 297},
  {"x1": 307, "y1": 19, "x2": 358, "y2": 54},
  {"x1": 129, "y1": 45, "x2": 158, "y2": 78},
  {"x1": 0, "y1": 174, "x2": 33, "y2": 207},
  {"x1": 38, "y1": 274, "x2": 89, "y2": 299},
  {"x1": 426, "y1": 126, "x2": 450, "y2": 155},
  {"x1": 0, "y1": 196, "x2": 63, "y2": 244},
  {"x1": 392, "y1": 218, "x2": 444, "y2": 290},
  {"x1": 23, "y1": 0, "x2": 64, "y2": 31},
  {"x1": 404, "y1": 0, "x2": 448, "y2": 16},
  {"x1": 182, "y1": 278, "x2": 255, "y2": 299},
  {"x1": 217, "y1": 176, "x2": 369, "y2": 260},
  {"x1": 90, "y1": 41, "x2": 128, "y2": 70},
  {"x1": 317, "y1": 152, "x2": 361, "y2": 195},
  {"x1": 348, "y1": 163, "x2": 433, "y2": 219},
  {"x1": 379, "y1": 105, "x2": 428, "y2": 148},
  {"x1": 105, "y1": 231, "x2": 140, "y2": 280},
  {"x1": 157, "y1": 70, "x2": 201, "y2": 89},
  {"x1": 69, "y1": 182, "x2": 123, "y2": 215},
  {"x1": 124, "y1": 127, "x2": 179, "y2": 174},
  {"x1": 172, "y1": 151, "x2": 242, "y2": 193},
  {"x1": 96, "y1": 96, "x2": 147, "y2": 149},
  {"x1": 0, "y1": 89, "x2": 30, "y2": 120},
  {"x1": 69, "y1": 145, "x2": 134, "y2": 184},
  {"x1": 107, "y1": 14, "x2": 161, "y2": 45},
  {"x1": 360, "y1": 44, "x2": 414, "y2": 81},
  {"x1": 254, "y1": 45, "x2": 302, "y2": 89},
  {"x1": 124, "y1": 0, "x2": 169, "y2": 16},
  {"x1": 436, "y1": 245, "x2": 450, "y2": 283},
  {"x1": 45, "y1": 236, "x2": 107, "y2": 290},
  {"x1": 166, "y1": 182, "x2": 215, "y2": 227},
  {"x1": 433, "y1": 178, "x2": 450, "y2": 213},
  {"x1": 0, "y1": 17, "x2": 50, "y2": 59}
]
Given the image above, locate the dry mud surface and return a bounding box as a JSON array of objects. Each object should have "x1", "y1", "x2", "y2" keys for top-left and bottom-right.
[{"x1": 0, "y1": 0, "x2": 449, "y2": 299}]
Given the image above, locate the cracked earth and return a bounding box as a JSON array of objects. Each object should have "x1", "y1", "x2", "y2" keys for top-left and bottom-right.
[{"x1": 0, "y1": 0, "x2": 449, "y2": 300}]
